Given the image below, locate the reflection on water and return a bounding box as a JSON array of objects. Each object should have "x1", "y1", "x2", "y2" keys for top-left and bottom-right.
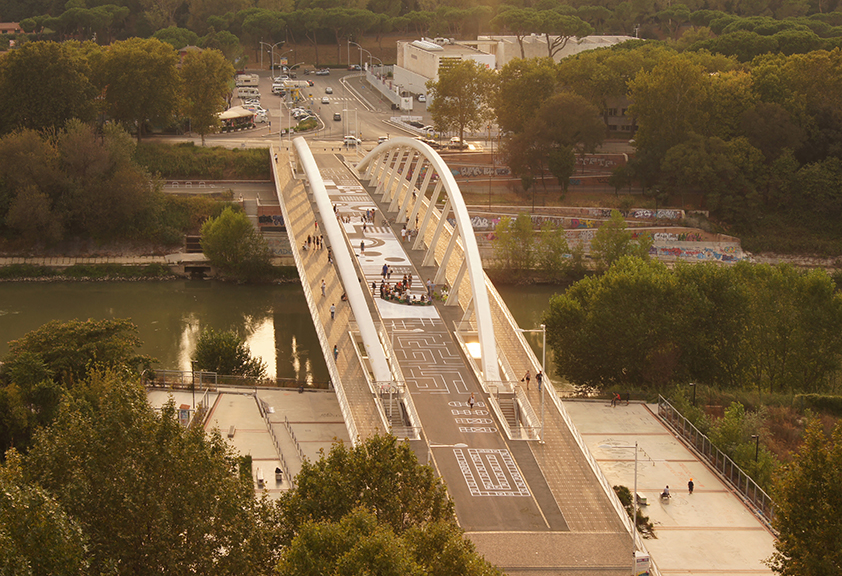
[
  {"x1": 0, "y1": 281, "x2": 328, "y2": 384},
  {"x1": 493, "y1": 283, "x2": 566, "y2": 381},
  {"x1": 0, "y1": 279, "x2": 564, "y2": 385}
]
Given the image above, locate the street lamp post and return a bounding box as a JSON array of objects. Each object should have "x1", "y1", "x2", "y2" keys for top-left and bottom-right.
[
  {"x1": 516, "y1": 324, "x2": 546, "y2": 443},
  {"x1": 602, "y1": 442, "x2": 639, "y2": 576},
  {"x1": 260, "y1": 41, "x2": 284, "y2": 75},
  {"x1": 751, "y1": 434, "x2": 760, "y2": 462},
  {"x1": 689, "y1": 382, "x2": 696, "y2": 406},
  {"x1": 190, "y1": 360, "x2": 197, "y2": 409},
  {"x1": 347, "y1": 40, "x2": 365, "y2": 69}
]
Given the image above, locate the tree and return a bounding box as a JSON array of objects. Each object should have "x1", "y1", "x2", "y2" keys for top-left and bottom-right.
[
  {"x1": 492, "y1": 214, "x2": 535, "y2": 272},
  {"x1": 494, "y1": 57, "x2": 557, "y2": 135},
  {"x1": 426, "y1": 59, "x2": 494, "y2": 146},
  {"x1": 490, "y1": 8, "x2": 539, "y2": 59},
  {"x1": 590, "y1": 210, "x2": 652, "y2": 269},
  {"x1": 22, "y1": 372, "x2": 281, "y2": 576},
  {"x1": 537, "y1": 220, "x2": 573, "y2": 280},
  {"x1": 193, "y1": 327, "x2": 267, "y2": 378},
  {"x1": 277, "y1": 508, "x2": 501, "y2": 576},
  {"x1": 543, "y1": 257, "x2": 701, "y2": 392},
  {"x1": 770, "y1": 421, "x2": 842, "y2": 576},
  {"x1": 277, "y1": 434, "x2": 454, "y2": 544},
  {"x1": 0, "y1": 450, "x2": 88, "y2": 576},
  {"x1": 180, "y1": 49, "x2": 234, "y2": 145},
  {"x1": 2, "y1": 318, "x2": 152, "y2": 387},
  {"x1": 0, "y1": 40, "x2": 97, "y2": 134},
  {"x1": 535, "y1": 11, "x2": 593, "y2": 58},
  {"x1": 95, "y1": 37, "x2": 180, "y2": 141},
  {"x1": 200, "y1": 206, "x2": 274, "y2": 281},
  {"x1": 153, "y1": 26, "x2": 201, "y2": 49}
]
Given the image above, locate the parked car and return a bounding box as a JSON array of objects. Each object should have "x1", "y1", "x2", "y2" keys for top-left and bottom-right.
[
  {"x1": 378, "y1": 136, "x2": 389, "y2": 144},
  {"x1": 325, "y1": 87, "x2": 333, "y2": 94},
  {"x1": 315, "y1": 68, "x2": 330, "y2": 75},
  {"x1": 321, "y1": 96, "x2": 330, "y2": 104},
  {"x1": 348, "y1": 64, "x2": 361, "y2": 71},
  {"x1": 418, "y1": 94, "x2": 426, "y2": 102},
  {"x1": 333, "y1": 112, "x2": 342, "y2": 121},
  {"x1": 344, "y1": 135, "x2": 361, "y2": 146}
]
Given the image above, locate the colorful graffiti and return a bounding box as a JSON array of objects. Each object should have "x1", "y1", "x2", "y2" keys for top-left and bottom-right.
[
  {"x1": 653, "y1": 232, "x2": 704, "y2": 242},
  {"x1": 258, "y1": 215, "x2": 285, "y2": 227},
  {"x1": 651, "y1": 245, "x2": 741, "y2": 262},
  {"x1": 451, "y1": 166, "x2": 512, "y2": 178}
]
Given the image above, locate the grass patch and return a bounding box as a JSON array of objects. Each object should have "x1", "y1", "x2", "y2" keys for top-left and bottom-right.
[{"x1": 0, "y1": 263, "x2": 176, "y2": 280}]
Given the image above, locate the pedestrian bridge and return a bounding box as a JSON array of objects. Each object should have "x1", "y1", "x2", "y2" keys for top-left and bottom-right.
[{"x1": 270, "y1": 137, "x2": 655, "y2": 575}]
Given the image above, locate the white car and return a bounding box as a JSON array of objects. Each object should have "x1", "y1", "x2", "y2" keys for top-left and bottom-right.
[
  {"x1": 418, "y1": 94, "x2": 426, "y2": 102},
  {"x1": 321, "y1": 96, "x2": 329, "y2": 104},
  {"x1": 325, "y1": 87, "x2": 333, "y2": 94},
  {"x1": 344, "y1": 135, "x2": 361, "y2": 146}
]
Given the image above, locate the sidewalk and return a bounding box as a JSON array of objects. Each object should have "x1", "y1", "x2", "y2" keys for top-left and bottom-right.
[{"x1": 563, "y1": 400, "x2": 776, "y2": 576}]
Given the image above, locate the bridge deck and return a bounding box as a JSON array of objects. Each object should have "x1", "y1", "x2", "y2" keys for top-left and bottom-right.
[{"x1": 276, "y1": 148, "x2": 635, "y2": 574}]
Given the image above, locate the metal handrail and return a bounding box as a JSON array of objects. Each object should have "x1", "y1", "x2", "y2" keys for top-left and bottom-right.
[
  {"x1": 284, "y1": 415, "x2": 306, "y2": 461},
  {"x1": 272, "y1": 145, "x2": 360, "y2": 445},
  {"x1": 657, "y1": 395, "x2": 775, "y2": 529}
]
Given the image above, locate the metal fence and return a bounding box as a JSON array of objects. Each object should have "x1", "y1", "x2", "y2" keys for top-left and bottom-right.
[{"x1": 657, "y1": 395, "x2": 775, "y2": 529}]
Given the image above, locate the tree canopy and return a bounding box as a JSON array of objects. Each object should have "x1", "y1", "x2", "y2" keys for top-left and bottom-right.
[
  {"x1": 426, "y1": 59, "x2": 494, "y2": 145},
  {"x1": 193, "y1": 327, "x2": 267, "y2": 378},
  {"x1": 200, "y1": 205, "x2": 274, "y2": 281},
  {"x1": 770, "y1": 421, "x2": 842, "y2": 576}
]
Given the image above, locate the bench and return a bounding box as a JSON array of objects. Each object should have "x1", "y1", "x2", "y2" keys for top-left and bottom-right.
[{"x1": 227, "y1": 425, "x2": 236, "y2": 439}]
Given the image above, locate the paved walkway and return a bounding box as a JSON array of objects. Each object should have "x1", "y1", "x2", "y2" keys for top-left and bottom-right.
[
  {"x1": 564, "y1": 400, "x2": 776, "y2": 576},
  {"x1": 305, "y1": 150, "x2": 633, "y2": 575}
]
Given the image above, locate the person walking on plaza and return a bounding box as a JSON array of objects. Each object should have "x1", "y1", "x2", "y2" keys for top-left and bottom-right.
[
  {"x1": 321, "y1": 279, "x2": 326, "y2": 297},
  {"x1": 469, "y1": 392, "x2": 475, "y2": 412},
  {"x1": 330, "y1": 303, "x2": 335, "y2": 320},
  {"x1": 688, "y1": 478, "x2": 694, "y2": 494},
  {"x1": 360, "y1": 240, "x2": 365, "y2": 255},
  {"x1": 427, "y1": 278, "x2": 433, "y2": 298},
  {"x1": 334, "y1": 345, "x2": 339, "y2": 360},
  {"x1": 382, "y1": 263, "x2": 388, "y2": 279},
  {"x1": 521, "y1": 369, "x2": 531, "y2": 391},
  {"x1": 536, "y1": 370, "x2": 543, "y2": 392}
]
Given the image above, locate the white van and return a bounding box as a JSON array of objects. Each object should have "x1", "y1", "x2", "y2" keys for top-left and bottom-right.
[
  {"x1": 344, "y1": 135, "x2": 361, "y2": 146},
  {"x1": 236, "y1": 87, "x2": 260, "y2": 99}
]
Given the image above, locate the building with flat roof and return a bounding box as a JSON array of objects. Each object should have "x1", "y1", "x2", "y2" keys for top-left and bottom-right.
[
  {"x1": 392, "y1": 35, "x2": 635, "y2": 99},
  {"x1": 394, "y1": 37, "x2": 496, "y2": 97}
]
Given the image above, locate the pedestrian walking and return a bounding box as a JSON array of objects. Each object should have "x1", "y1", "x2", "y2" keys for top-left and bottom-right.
[
  {"x1": 387, "y1": 266, "x2": 392, "y2": 279},
  {"x1": 408, "y1": 273, "x2": 413, "y2": 288},
  {"x1": 371, "y1": 281, "x2": 376, "y2": 295},
  {"x1": 427, "y1": 278, "x2": 433, "y2": 297},
  {"x1": 521, "y1": 370, "x2": 531, "y2": 391},
  {"x1": 401, "y1": 227, "x2": 406, "y2": 242},
  {"x1": 321, "y1": 279, "x2": 326, "y2": 297},
  {"x1": 382, "y1": 263, "x2": 388, "y2": 279},
  {"x1": 360, "y1": 240, "x2": 365, "y2": 254},
  {"x1": 330, "y1": 303, "x2": 336, "y2": 319},
  {"x1": 363, "y1": 222, "x2": 367, "y2": 234},
  {"x1": 469, "y1": 392, "x2": 475, "y2": 411},
  {"x1": 307, "y1": 235, "x2": 312, "y2": 247},
  {"x1": 536, "y1": 371, "x2": 543, "y2": 392},
  {"x1": 333, "y1": 345, "x2": 339, "y2": 360},
  {"x1": 314, "y1": 220, "x2": 319, "y2": 232},
  {"x1": 688, "y1": 478, "x2": 694, "y2": 494},
  {"x1": 320, "y1": 234, "x2": 324, "y2": 248}
]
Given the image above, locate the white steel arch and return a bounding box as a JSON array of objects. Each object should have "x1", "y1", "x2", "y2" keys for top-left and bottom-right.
[
  {"x1": 293, "y1": 137, "x2": 392, "y2": 384},
  {"x1": 357, "y1": 137, "x2": 500, "y2": 382}
]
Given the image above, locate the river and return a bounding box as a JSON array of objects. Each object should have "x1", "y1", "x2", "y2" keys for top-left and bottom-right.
[{"x1": 0, "y1": 281, "x2": 564, "y2": 383}]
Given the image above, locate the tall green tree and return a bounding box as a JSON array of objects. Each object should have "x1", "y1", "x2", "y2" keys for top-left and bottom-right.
[
  {"x1": 95, "y1": 37, "x2": 180, "y2": 141},
  {"x1": 494, "y1": 57, "x2": 557, "y2": 135},
  {"x1": 277, "y1": 434, "x2": 454, "y2": 544},
  {"x1": 0, "y1": 40, "x2": 98, "y2": 134},
  {"x1": 23, "y1": 372, "x2": 281, "y2": 576},
  {"x1": 200, "y1": 205, "x2": 273, "y2": 281},
  {"x1": 426, "y1": 59, "x2": 494, "y2": 145},
  {"x1": 492, "y1": 213, "x2": 535, "y2": 272},
  {"x1": 193, "y1": 327, "x2": 267, "y2": 378},
  {"x1": 589, "y1": 209, "x2": 652, "y2": 269},
  {"x1": 0, "y1": 450, "x2": 88, "y2": 576},
  {"x1": 180, "y1": 48, "x2": 235, "y2": 145},
  {"x1": 770, "y1": 421, "x2": 842, "y2": 576}
]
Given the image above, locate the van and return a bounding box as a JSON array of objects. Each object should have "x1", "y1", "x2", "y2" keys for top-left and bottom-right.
[
  {"x1": 235, "y1": 73, "x2": 259, "y2": 87},
  {"x1": 236, "y1": 87, "x2": 260, "y2": 99},
  {"x1": 344, "y1": 135, "x2": 361, "y2": 146},
  {"x1": 377, "y1": 136, "x2": 389, "y2": 144}
]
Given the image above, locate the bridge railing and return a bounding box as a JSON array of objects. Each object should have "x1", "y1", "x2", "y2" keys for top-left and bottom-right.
[
  {"x1": 255, "y1": 395, "x2": 295, "y2": 489},
  {"x1": 657, "y1": 395, "x2": 775, "y2": 529},
  {"x1": 272, "y1": 145, "x2": 360, "y2": 445}
]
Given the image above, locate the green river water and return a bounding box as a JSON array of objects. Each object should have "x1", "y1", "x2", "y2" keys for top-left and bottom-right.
[{"x1": 0, "y1": 281, "x2": 563, "y2": 383}]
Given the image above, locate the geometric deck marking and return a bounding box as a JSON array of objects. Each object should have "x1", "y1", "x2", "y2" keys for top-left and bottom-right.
[
  {"x1": 458, "y1": 426, "x2": 498, "y2": 433},
  {"x1": 454, "y1": 448, "x2": 531, "y2": 497}
]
